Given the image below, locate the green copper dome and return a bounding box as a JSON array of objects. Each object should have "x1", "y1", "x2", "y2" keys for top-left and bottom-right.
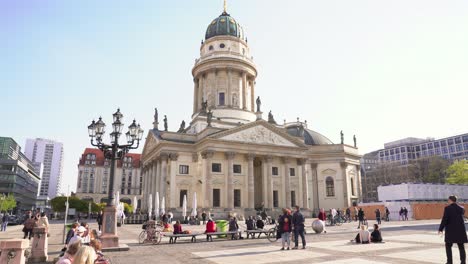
[{"x1": 205, "y1": 12, "x2": 245, "y2": 40}]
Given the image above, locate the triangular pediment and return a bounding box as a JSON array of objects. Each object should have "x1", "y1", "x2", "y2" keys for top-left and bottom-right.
[
  {"x1": 142, "y1": 130, "x2": 160, "y2": 158},
  {"x1": 212, "y1": 121, "x2": 305, "y2": 148}
]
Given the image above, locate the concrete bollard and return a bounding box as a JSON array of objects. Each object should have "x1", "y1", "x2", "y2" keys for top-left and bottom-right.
[
  {"x1": 29, "y1": 226, "x2": 48, "y2": 263},
  {"x1": 0, "y1": 239, "x2": 29, "y2": 264}
]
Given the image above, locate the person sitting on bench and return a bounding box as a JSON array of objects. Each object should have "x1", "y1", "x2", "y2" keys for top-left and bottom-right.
[
  {"x1": 370, "y1": 224, "x2": 383, "y2": 243},
  {"x1": 256, "y1": 217, "x2": 265, "y2": 230},
  {"x1": 173, "y1": 220, "x2": 183, "y2": 234},
  {"x1": 246, "y1": 216, "x2": 255, "y2": 231}
]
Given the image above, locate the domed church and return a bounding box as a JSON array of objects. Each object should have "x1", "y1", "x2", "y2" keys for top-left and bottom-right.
[{"x1": 141, "y1": 3, "x2": 361, "y2": 217}]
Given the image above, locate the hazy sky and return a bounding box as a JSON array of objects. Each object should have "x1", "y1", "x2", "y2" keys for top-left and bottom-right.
[{"x1": 1, "y1": 0, "x2": 467, "y2": 193}]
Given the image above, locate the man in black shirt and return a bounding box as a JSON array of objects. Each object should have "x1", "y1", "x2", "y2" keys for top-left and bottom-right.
[
  {"x1": 439, "y1": 195, "x2": 467, "y2": 264},
  {"x1": 292, "y1": 205, "x2": 306, "y2": 249}
]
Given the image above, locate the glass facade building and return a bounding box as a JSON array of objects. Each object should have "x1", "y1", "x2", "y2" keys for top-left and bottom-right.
[{"x1": 0, "y1": 137, "x2": 40, "y2": 212}]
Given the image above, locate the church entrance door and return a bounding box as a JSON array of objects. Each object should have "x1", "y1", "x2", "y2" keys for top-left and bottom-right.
[{"x1": 254, "y1": 157, "x2": 263, "y2": 209}]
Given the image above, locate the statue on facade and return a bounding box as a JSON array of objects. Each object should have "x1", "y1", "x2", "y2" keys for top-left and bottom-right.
[
  {"x1": 177, "y1": 120, "x2": 186, "y2": 133},
  {"x1": 268, "y1": 110, "x2": 276, "y2": 124},
  {"x1": 163, "y1": 115, "x2": 168, "y2": 131},
  {"x1": 340, "y1": 130, "x2": 344, "y2": 144},
  {"x1": 207, "y1": 110, "x2": 213, "y2": 127},
  {"x1": 353, "y1": 134, "x2": 357, "y2": 147},
  {"x1": 256, "y1": 96, "x2": 262, "y2": 112},
  {"x1": 232, "y1": 93, "x2": 238, "y2": 107},
  {"x1": 153, "y1": 107, "x2": 159, "y2": 130},
  {"x1": 201, "y1": 98, "x2": 208, "y2": 114}
]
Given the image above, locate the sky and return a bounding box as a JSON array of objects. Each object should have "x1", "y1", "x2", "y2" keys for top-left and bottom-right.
[{"x1": 1, "y1": 0, "x2": 467, "y2": 193}]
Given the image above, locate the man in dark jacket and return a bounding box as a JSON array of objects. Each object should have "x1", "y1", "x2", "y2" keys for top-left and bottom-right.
[
  {"x1": 96, "y1": 211, "x2": 103, "y2": 231},
  {"x1": 292, "y1": 205, "x2": 306, "y2": 249},
  {"x1": 439, "y1": 195, "x2": 467, "y2": 264},
  {"x1": 357, "y1": 208, "x2": 365, "y2": 229}
]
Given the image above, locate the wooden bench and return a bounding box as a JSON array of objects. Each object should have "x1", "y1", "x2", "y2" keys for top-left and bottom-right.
[
  {"x1": 245, "y1": 229, "x2": 270, "y2": 239},
  {"x1": 164, "y1": 233, "x2": 202, "y2": 244},
  {"x1": 205, "y1": 231, "x2": 242, "y2": 242}
]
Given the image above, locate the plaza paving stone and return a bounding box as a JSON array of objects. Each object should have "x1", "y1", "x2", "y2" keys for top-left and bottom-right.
[{"x1": 0, "y1": 219, "x2": 465, "y2": 264}]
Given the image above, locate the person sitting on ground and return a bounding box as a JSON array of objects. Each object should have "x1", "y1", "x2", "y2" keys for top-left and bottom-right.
[
  {"x1": 246, "y1": 216, "x2": 255, "y2": 231},
  {"x1": 352, "y1": 225, "x2": 370, "y2": 244},
  {"x1": 90, "y1": 239, "x2": 111, "y2": 264},
  {"x1": 370, "y1": 224, "x2": 383, "y2": 243},
  {"x1": 256, "y1": 216, "x2": 265, "y2": 230},
  {"x1": 73, "y1": 245, "x2": 97, "y2": 264},
  {"x1": 173, "y1": 220, "x2": 183, "y2": 234},
  {"x1": 68, "y1": 226, "x2": 86, "y2": 246},
  {"x1": 56, "y1": 241, "x2": 81, "y2": 264}
]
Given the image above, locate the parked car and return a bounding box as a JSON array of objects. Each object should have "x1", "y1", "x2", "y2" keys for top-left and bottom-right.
[{"x1": 7, "y1": 215, "x2": 21, "y2": 225}]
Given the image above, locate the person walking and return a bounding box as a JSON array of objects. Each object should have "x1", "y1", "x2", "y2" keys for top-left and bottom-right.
[
  {"x1": 385, "y1": 207, "x2": 390, "y2": 222},
  {"x1": 279, "y1": 208, "x2": 292, "y2": 250},
  {"x1": 96, "y1": 211, "x2": 103, "y2": 231},
  {"x1": 399, "y1": 207, "x2": 404, "y2": 221},
  {"x1": 439, "y1": 195, "x2": 467, "y2": 264},
  {"x1": 375, "y1": 209, "x2": 382, "y2": 225},
  {"x1": 228, "y1": 217, "x2": 240, "y2": 240},
  {"x1": 346, "y1": 207, "x2": 351, "y2": 223},
  {"x1": 292, "y1": 205, "x2": 306, "y2": 249},
  {"x1": 1, "y1": 212, "x2": 9, "y2": 231},
  {"x1": 330, "y1": 208, "x2": 337, "y2": 226},
  {"x1": 354, "y1": 207, "x2": 358, "y2": 222},
  {"x1": 357, "y1": 208, "x2": 365, "y2": 229},
  {"x1": 403, "y1": 207, "x2": 409, "y2": 221}
]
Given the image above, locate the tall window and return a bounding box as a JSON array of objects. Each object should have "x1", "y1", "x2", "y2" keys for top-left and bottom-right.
[
  {"x1": 351, "y1": 178, "x2": 355, "y2": 196},
  {"x1": 212, "y1": 163, "x2": 222, "y2": 173},
  {"x1": 326, "y1": 177, "x2": 335, "y2": 197},
  {"x1": 234, "y1": 189, "x2": 241, "y2": 207},
  {"x1": 272, "y1": 167, "x2": 279, "y2": 176},
  {"x1": 219, "y1": 92, "x2": 225, "y2": 106},
  {"x1": 180, "y1": 190, "x2": 187, "y2": 207},
  {"x1": 233, "y1": 164, "x2": 242, "y2": 174},
  {"x1": 179, "y1": 165, "x2": 189, "y2": 174},
  {"x1": 213, "y1": 189, "x2": 221, "y2": 207},
  {"x1": 291, "y1": 191, "x2": 296, "y2": 207},
  {"x1": 289, "y1": 168, "x2": 296, "y2": 176},
  {"x1": 273, "y1": 191, "x2": 279, "y2": 208},
  {"x1": 89, "y1": 173, "x2": 94, "y2": 193}
]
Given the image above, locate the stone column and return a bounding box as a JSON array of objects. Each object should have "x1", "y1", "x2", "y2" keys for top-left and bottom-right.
[
  {"x1": 310, "y1": 163, "x2": 319, "y2": 210},
  {"x1": 341, "y1": 162, "x2": 349, "y2": 207},
  {"x1": 193, "y1": 78, "x2": 198, "y2": 114},
  {"x1": 202, "y1": 150, "x2": 214, "y2": 207},
  {"x1": 227, "y1": 69, "x2": 232, "y2": 107},
  {"x1": 242, "y1": 72, "x2": 247, "y2": 110},
  {"x1": 198, "y1": 77, "x2": 203, "y2": 111},
  {"x1": 251, "y1": 80, "x2": 255, "y2": 112},
  {"x1": 153, "y1": 161, "x2": 158, "y2": 201},
  {"x1": 160, "y1": 154, "x2": 169, "y2": 205},
  {"x1": 264, "y1": 156, "x2": 273, "y2": 209},
  {"x1": 283, "y1": 158, "x2": 291, "y2": 208},
  {"x1": 247, "y1": 154, "x2": 255, "y2": 209},
  {"x1": 30, "y1": 226, "x2": 48, "y2": 262},
  {"x1": 148, "y1": 164, "x2": 153, "y2": 201},
  {"x1": 299, "y1": 159, "x2": 309, "y2": 209},
  {"x1": 225, "y1": 152, "x2": 236, "y2": 209},
  {"x1": 169, "y1": 153, "x2": 179, "y2": 208},
  {"x1": 356, "y1": 165, "x2": 362, "y2": 201},
  {"x1": 0, "y1": 239, "x2": 29, "y2": 264},
  {"x1": 156, "y1": 158, "x2": 162, "y2": 196}
]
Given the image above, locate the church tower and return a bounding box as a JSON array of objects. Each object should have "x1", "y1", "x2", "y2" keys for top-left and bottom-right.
[{"x1": 189, "y1": 3, "x2": 258, "y2": 133}]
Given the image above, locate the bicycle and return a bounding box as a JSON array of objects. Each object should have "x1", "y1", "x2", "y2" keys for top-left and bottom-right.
[
  {"x1": 267, "y1": 223, "x2": 296, "y2": 243},
  {"x1": 138, "y1": 221, "x2": 163, "y2": 244}
]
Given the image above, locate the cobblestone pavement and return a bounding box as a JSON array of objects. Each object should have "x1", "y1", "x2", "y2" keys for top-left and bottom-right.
[{"x1": 1, "y1": 219, "x2": 466, "y2": 264}]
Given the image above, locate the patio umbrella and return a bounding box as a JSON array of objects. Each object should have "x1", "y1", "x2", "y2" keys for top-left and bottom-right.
[
  {"x1": 115, "y1": 191, "x2": 120, "y2": 207},
  {"x1": 182, "y1": 195, "x2": 187, "y2": 218},
  {"x1": 191, "y1": 192, "x2": 197, "y2": 217},
  {"x1": 155, "y1": 192, "x2": 160, "y2": 220},
  {"x1": 148, "y1": 194, "x2": 153, "y2": 219},
  {"x1": 160, "y1": 196, "x2": 165, "y2": 215},
  {"x1": 133, "y1": 196, "x2": 137, "y2": 214}
]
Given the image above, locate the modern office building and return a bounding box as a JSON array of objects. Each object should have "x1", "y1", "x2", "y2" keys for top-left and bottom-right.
[
  {"x1": 378, "y1": 133, "x2": 468, "y2": 164},
  {"x1": 360, "y1": 151, "x2": 380, "y2": 202},
  {"x1": 0, "y1": 137, "x2": 41, "y2": 212},
  {"x1": 24, "y1": 138, "x2": 64, "y2": 199},
  {"x1": 75, "y1": 148, "x2": 143, "y2": 208}
]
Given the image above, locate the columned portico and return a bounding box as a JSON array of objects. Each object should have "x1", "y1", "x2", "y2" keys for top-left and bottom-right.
[
  {"x1": 300, "y1": 159, "x2": 309, "y2": 209},
  {"x1": 160, "y1": 154, "x2": 168, "y2": 205},
  {"x1": 264, "y1": 156, "x2": 273, "y2": 209},
  {"x1": 169, "y1": 153, "x2": 179, "y2": 208}
]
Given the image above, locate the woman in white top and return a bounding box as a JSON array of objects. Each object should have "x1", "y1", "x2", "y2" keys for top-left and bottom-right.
[
  {"x1": 352, "y1": 225, "x2": 370, "y2": 243},
  {"x1": 38, "y1": 212, "x2": 50, "y2": 231}
]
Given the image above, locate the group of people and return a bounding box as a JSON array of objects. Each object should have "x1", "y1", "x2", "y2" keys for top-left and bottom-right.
[
  {"x1": 351, "y1": 224, "x2": 383, "y2": 244},
  {"x1": 399, "y1": 207, "x2": 409, "y2": 221},
  {"x1": 277, "y1": 206, "x2": 306, "y2": 250},
  {"x1": 22, "y1": 211, "x2": 50, "y2": 239},
  {"x1": 60, "y1": 221, "x2": 110, "y2": 264}
]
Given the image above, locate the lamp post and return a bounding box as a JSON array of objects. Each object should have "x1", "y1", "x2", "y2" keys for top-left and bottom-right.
[{"x1": 87, "y1": 108, "x2": 143, "y2": 248}]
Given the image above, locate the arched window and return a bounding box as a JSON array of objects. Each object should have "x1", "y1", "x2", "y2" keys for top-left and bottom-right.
[
  {"x1": 326, "y1": 177, "x2": 335, "y2": 197},
  {"x1": 351, "y1": 178, "x2": 355, "y2": 196}
]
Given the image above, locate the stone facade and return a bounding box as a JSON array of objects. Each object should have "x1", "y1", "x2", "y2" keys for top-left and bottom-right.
[{"x1": 141, "y1": 8, "x2": 361, "y2": 217}]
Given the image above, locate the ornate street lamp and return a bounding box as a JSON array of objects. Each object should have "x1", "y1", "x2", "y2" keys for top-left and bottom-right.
[{"x1": 87, "y1": 108, "x2": 143, "y2": 248}]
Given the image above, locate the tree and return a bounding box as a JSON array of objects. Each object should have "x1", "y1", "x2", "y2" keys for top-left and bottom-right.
[
  {"x1": 51, "y1": 196, "x2": 89, "y2": 213},
  {"x1": 92, "y1": 203, "x2": 106, "y2": 213},
  {"x1": 0, "y1": 193, "x2": 17, "y2": 212},
  {"x1": 123, "y1": 203, "x2": 133, "y2": 214},
  {"x1": 446, "y1": 160, "x2": 468, "y2": 184}
]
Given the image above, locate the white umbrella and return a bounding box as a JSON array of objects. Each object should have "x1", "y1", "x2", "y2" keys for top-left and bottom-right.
[
  {"x1": 160, "y1": 196, "x2": 165, "y2": 215},
  {"x1": 133, "y1": 196, "x2": 137, "y2": 214},
  {"x1": 155, "y1": 192, "x2": 159, "y2": 219},
  {"x1": 148, "y1": 194, "x2": 153, "y2": 219},
  {"x1": 191, "y1": 192, "x2": 197, "y2": 217},
  {"x1": 115, "y1": 191, "x2": 120, "y2": 207},
  {"x1": 182, "y1": 195, "x2": 187, "y2": 218}
]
